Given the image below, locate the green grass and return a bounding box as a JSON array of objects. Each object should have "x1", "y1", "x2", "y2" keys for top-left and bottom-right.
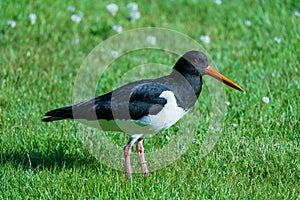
[{"x1": 1, "y1": 0, "x2": 299, "y2": 199}]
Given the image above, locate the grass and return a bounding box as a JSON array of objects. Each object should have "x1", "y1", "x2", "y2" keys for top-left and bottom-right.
[{"x1": 1, "y1": 0, "x2": 299, "y2": 199}]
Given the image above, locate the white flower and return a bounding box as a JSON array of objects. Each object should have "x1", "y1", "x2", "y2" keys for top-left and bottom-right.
[
  {"x1": 71, "y1": 14, "x2": 81, "y2": 23},
  {"x1": 200, "y1": 35, "x2": 210, "y2": 44},
  {"x1": 245, "y1": 20, "x2": 252, "y2": 26},
  {"x1": 112, "y1": 25, "x2": 123, "y2": 33},
  {"x1": 224, "y1": 101, "x2": 230, "y2": 106},
  {"x1": 262, "y1": 97, "x2": 269, "y2": 104},
  {"x1": 26, "y1": 51, "x2": 31, "y2": 57},
  {"x1": 165, "y1": 136, "x2": 170, "y2": 141},
  {"x1": 215, "y1": 0, "x2": 222, "y2": 5},
  {"x1": 7, "y1": 20, "x2": 16, "y2": 28},
  {"x1": 29, "y1": 13, "x2": 37, "y2": 25},
  {"x1": 129, "y1": 11, "x2": 141, "y2": 21},
  {"x1": 73, "y1": 39, "x2": 79, "y2": 45},
  {"x1": 231, "y1": 123, "x2": 237, "y2": 128},
  {"x1": 127, "y1": 2, "x2": 138, "y2": 11},
  {"x1": 67, "y1": 6, "x2": 75, "y2": 12},
  {"x1": 106, "y1": 3, "x2": 118, "y2": 16},
  {"x1": 110, "y1": 50, "x2": 119, "y2": 58},
  {"x1": 274, "y1": 36, "x2": 281, "y2": 43},
  {"x1": 294, "y1": 11, "x2": 300, "y2": 17},
  {"x1": 146, "y1": 35, "x2": 156, "y2": 45}
]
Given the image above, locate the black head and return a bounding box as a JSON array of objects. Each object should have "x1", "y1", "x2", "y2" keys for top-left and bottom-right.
[
  {"x1": 182, "y1": 50, "x2": 209, "y2": 74},
  {"x1": 173, "y1": 50, "x2": 244, "y2": 92},
  {"x1": 173, "y1": 50, "x2": 209, "y2": 76}
]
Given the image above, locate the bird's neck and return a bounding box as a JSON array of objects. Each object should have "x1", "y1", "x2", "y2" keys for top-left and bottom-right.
[
  {"x1": 169, "y1": 69, "x2": 202, "y2": 98},
  {"x1": 170, "y1": 58, "x2": 202, "y2": 97},
  {"x1": 185, "y1": 74, "x2": 202, "y2": 98}
]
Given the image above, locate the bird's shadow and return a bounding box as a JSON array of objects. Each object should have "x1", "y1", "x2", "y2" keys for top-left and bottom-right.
[{"x1": 1, "y1": 145, "x2": 99, "y2": 171}]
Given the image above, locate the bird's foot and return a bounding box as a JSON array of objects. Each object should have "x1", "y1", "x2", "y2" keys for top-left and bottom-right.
[
  {"x1": 143, "y1": 166, "x2": 149, "y2": 178},
  {"x1": 126, "y1": 171, "x2": 132, "y2": 179}
]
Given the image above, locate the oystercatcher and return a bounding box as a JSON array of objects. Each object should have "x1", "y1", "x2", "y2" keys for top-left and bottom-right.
[{"x1": 42, "y1": 50, "x2": 243, "y2": 178}]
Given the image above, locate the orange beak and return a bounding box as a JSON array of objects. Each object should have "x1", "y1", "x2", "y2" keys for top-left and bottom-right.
[{"x1": 205, "y1": 66, "x2": 243, "y2": 92}]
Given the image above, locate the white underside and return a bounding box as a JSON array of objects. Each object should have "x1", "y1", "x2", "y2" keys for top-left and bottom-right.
[{"x1": 77, "y1": 91, "x2": 188, "y2": 138}]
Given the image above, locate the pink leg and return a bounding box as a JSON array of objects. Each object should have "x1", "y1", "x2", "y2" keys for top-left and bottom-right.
[
  {"x1": 136, "y1": 138, "x2": 148, "y2": 177},
  {"x1": 124, "y1": 143, "x2": 133, "y2": 179}
]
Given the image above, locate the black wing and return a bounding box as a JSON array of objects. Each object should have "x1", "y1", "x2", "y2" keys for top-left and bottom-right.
[{"x1": 42, "y1": 81, "x2": 170, "y2": 122}]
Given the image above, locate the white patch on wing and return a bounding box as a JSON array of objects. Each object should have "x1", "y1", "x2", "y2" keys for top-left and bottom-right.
[{"x1": 139, "y1": 90, "x2": 188, "y2": 132}]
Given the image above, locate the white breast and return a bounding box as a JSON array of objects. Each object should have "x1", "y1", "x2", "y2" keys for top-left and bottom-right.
[{"x1": 139, "y1": 90, "x2": 188, "y2": 133}]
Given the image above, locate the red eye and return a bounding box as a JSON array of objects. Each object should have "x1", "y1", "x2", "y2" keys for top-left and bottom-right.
[{"x1": 193, "y1": 58, "x2": 200, "y2": 63}]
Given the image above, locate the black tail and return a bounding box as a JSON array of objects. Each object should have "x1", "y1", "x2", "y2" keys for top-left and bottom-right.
[{"x1": 42, "y1": 106, "x2": 73, "y2": 122}]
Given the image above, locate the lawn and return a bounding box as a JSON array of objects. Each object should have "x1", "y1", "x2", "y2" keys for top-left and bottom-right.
[{"x1": 1, "y1": 0, "x2": 299, "y2": 199}]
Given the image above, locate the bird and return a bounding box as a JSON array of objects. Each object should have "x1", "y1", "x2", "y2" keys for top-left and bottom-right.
[{"x1": 42, "y1": 50, "x2": 243, "y2": 178}]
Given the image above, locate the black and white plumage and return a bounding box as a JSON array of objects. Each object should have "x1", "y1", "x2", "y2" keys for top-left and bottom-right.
[{"x1": 42, "y1": 50, "x2": 243, "y2": 178}]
